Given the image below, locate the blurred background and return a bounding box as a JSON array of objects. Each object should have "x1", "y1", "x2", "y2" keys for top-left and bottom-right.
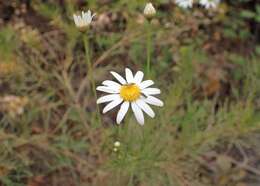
[{"x1": 0, "y1": 0, "x2": 260, "y2": 185}]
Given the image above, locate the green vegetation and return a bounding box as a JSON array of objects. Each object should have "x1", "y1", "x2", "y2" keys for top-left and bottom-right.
[{"x1": 0, "y1": 0, "x2": 259, "y2": 185}]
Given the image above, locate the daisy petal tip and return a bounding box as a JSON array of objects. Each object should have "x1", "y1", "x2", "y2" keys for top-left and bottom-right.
[
  {"x1": 96, "y1": 99, "x2": 104, "y2": 104},
  {"x1": 110, "y1": 71, "x2": 117, "y2": 75},
  {"x1": 103, "y1": 108, "x2": 110, "y2": 114},
  {"x1": 158, "y1": 102, "x2": 164, "y2": 107},
  {"x1": 125, "y1": 68, "x2": 133, "y2": 75}
]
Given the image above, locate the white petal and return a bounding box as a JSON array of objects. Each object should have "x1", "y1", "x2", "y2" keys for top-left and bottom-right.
[
  {"x1": 144, "y1": 96, "x2": 164, "y2": 107},
  {"x1": 110, "y1": 71, "x2": 127, "y2": 85},
  {"x1": 136, "y1": 99, "x2": 155, "y2": 118},
  {"x1": 103, "y1": 98, "x2": 123, "y2": 113},
  {"x1": 96, "y1": 86, "x2": 119, "y2": 93},
  {"x1": 82, "y1": 11, "x2": 85, "y2": 17},
  {"x1": 175, "y1": 0, "x2": 193, "y2": 8},
  {"x1": 78, "y1": 16, "x2": 84, "y2": 26},
  {"x1": 116, "y1": 101, "x2": 129, "y2": 124},
  {"x1": 102, "y1": 80, "x2": 121, "y2": 90},
  {"x1": 73, "y1": 15, "x2": 79, "y2": 25},
  {"x1": 84, "y1": 10, "x2": 92, "y2": 24},
  {"x1": 131, "y1": 102, "x2": 144, "y2": 125},
  {"x1": 139, "y1": 80, "x2": 154, "y2": 89},
  {"x1": 97, "y1": 94, "x2": 120, "y2": 104},
  {"x1": 125, "y1": 68, "x2": 134, "y2": 83},
  {"x1": 87, "y1": 10, "x2": 92, "y2": 17},
  {"x1": 134, "y1": 71, "x2": 144, "y2": 84},
  {"x1": 142, "y1": 88, "x2": 161, "y2": 95}
]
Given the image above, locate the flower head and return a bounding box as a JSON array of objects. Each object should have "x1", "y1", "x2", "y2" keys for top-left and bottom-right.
[
  {"x1": 175, "y1": 0, "x2": 193, "y2": 9},
  {"x1": 113, "y1": 147, "x2": 118, "y2": 152},
  {"x1": 199, "y1": 0, "x2": 220, "y2": 9},
  {"x1": 96, "y1": 68, "x2": 164, "y2": 125},
  {"x1": 143, "y1": 3, "x2": 156, "y2": 17},
  {"x1": 73, "y1": 10, "x2": 95, "y2": 31},
  {"x1": 114, "y1": 141, "x2": 121, "y2": 147}
]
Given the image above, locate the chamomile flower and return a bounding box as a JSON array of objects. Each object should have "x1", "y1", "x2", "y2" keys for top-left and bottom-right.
[
  {"x1": 73, "y1": 10, "x2": 95, "y2": 31},
  {"x1": 96, "y1": 68, "x2": 164, "y2": 125},
  {"x1": 144, "y1": 2, "x2": 156, "y2": 17},
  {"x1": 175, "y1": 0, "x2": 193, "y2": 9},
  {"x1": 199, "y1": 0, "x2": 220, "y2": 9}
]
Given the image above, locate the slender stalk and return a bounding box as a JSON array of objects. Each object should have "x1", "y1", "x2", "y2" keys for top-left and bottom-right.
[
  {"x1": 146, "y1": 20, "x2": 152, "y2": 76},
  {"x1": 83, "y1": 33, "x2": 101, "y2": 126}
]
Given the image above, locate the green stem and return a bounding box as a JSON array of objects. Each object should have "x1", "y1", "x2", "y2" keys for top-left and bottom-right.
[
  {"x1": 146, "y1": 21, "x2": 152, "y2": 76},
  {"x1": 83, "y1": 34, "x2": 101, "y2": 126}
]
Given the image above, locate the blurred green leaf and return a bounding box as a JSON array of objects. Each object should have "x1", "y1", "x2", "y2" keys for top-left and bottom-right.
[
  {"x1": 256, "y1": 46, "x2": 260, "y2": 55},
  {"x1": 240, "y1": 10, "x2": 255, "y2": 19},
  {"x1": 255, "y1": 15, "x2": 260, "y2": 22},
  {"x1": 0, "y1": 27, "x2": 17, "y2": 62},
  {"x1": 256, "y1": 5, "x2": 260, "y2": 14}
]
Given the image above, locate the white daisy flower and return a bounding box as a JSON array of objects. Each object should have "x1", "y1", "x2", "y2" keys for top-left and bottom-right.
[
  {"x1": 199, "y1": 0, "x2": 220, "y2": 9},
  {"x1": 96, "y1": 68, "x2": 164, "y2": 125},
  {"x1": 175, "y1": 0, "x2": 193, "y2": 9},
  {"x1": 143, "y1": 2, "x2": 156, "y2": 17},
  {"x1": 73, "y1": 10, "x2": 95, "y2": 31}
]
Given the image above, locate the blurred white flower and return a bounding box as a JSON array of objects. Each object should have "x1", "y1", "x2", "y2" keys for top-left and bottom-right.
[
  {"x1": 96, "y1": 68, "x2": 164, "y2": 125},
  {"x1": 199, "y1": 0, "x2": 220, "y2": 9},
  {"x1": 114, "y1": 141, "x2": 121, "y2": 147},
  {"x1": 144, "y1": 2, "x2": 156, "y2": 17},
  {"x1": 113, "y1": 147, "x2": 119, "y2": 152},
  {"x1": 175, "y1": 0, "x2": 193, "y2": 9},
  {"x1": 73, "y1": 10, "x2": 95, "y2": 31}
]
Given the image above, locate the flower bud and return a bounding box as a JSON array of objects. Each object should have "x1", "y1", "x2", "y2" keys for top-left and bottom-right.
[
  {"x1": 144, "y1": 3, "x2": 156, "y2": 18},
  {"x1": 114, "y1": 141, "x2": 121, "y2": 147},
  {"x1": 73, "y1": 10, "x2": 95, "y2": 32}
]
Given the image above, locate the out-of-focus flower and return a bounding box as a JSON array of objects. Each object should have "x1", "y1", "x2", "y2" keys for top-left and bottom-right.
[
  {"x1": 113, "y1": 147, "x2": 118, "y2": 152},
  {"x1": 144, "y1": 3, "x2": 156, "y2": 17},
  {"x1": 175, "y1": 0, "x2": 193, "y2": 9},
  {"x1": 73, "y1": 10, "x2": 95, "y2": 31},
  {"x1": 96, "y1": 68, "x2": 164, "y2": 125},
  {"x1": 114, "y1": 141, "x2": 121, "y2": 147},
  {"x1": 199, "y1": 0, "x2": 220, "y2": 9},
  {"x1": 0, "y1": 95, "x2": 28, "y2": 118}
]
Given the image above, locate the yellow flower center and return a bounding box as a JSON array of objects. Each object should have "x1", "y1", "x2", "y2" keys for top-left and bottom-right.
[{"x1": 120, "y1": 84, "x2": 141, "y2": 102}]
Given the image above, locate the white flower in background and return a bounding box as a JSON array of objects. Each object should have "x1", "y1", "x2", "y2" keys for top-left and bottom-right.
[
  {"x1": 114, "y1": 141, "x2": 121, "y2": 147},
  {"x1": 143, "y1": 2, "x2": 156, "y2": 17},
  {"x1": 73, "y1": 10, "x2": 95, "y2": 30},
  {"x1": 199, "y1": 0, "x2": 220, "y2": 9},
  {"x1": 175, "y1": 0, "x2": 193, "y2": 9},
  {"x1": 113, "y1": 147, "x2": 118, "y2": 152},
  {"x1": 96, "y1": 68, "x2": 164, "y2": 125}
]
